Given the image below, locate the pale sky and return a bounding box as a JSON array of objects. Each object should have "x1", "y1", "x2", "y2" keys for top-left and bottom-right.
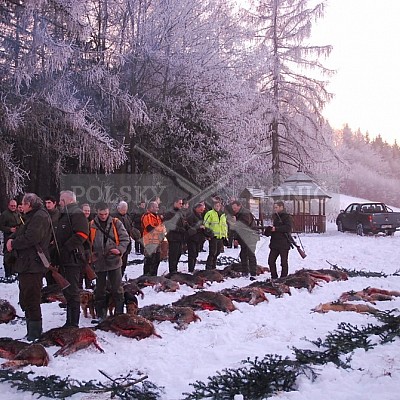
[{"x1": 312, "y1": 0, "x2": 400, "y2": 144}]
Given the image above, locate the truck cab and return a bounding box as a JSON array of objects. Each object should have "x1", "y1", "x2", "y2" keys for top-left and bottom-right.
[{"x1": 336, "y1": 202, "x2": 400, "y2": 236}]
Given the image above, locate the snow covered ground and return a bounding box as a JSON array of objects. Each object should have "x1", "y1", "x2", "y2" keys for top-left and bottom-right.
[{"x1": 0, "y1": 194, "x2": 399, "y2": 399}]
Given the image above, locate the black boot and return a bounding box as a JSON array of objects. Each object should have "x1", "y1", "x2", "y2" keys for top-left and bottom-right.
[
  {"x1": 114, "y1": 293, "x2": 125, "y2": 315},
  {"x1": 92, "y1": 308, "x2": 106, "y2": 324},
  {"x1": 249, "y1": 265, "x2": 257, "y2": 279},
  {"x1": 93, "y1": 300, "x2": 107, "y2": 323},
  {"x1": 25, "y1": 318, "x2": 30, "y2": 338},
  {"x1": 63, "y1": 303, "x2": 80, "y2": 327},
  {"x1": 69, "y1": 303, "x2": 80, "y2": 327},
  {"x1": 115, "y1": 300, "x2": 124, "y2": 315},
  {"x1": 27, "y1": 320, "x2": 42, "y2": 342},
  {"x1": 63, "y1": 305, "x2": 72, "y2": 327},
  {"x1": 4, "y1": 267, "x2": 12, "y2": 278}
]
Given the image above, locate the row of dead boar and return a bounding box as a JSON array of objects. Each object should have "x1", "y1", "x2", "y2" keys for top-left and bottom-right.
[{"x1": 1, "y1": 264, "x2": 399, "y2": 369}]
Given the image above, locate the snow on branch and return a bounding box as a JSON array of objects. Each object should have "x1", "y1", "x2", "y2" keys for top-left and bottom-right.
[
  {"x1": 0, "y1": 95, "x2": 30, "y2": 132},
  {"x1": 0, "y1": 140, "x2": 28, "y2": 196}
]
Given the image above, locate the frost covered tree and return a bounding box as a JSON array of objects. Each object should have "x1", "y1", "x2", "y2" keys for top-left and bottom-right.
[
  {"x1": 246, "y1": 0, "x2": 334, "y2": 186},
  {"x1": 0, "y1": 0, "x2": 148, "y2": 203},
  {"x1": 115, "y1": 0, "x2": 258, "y2": 189}
]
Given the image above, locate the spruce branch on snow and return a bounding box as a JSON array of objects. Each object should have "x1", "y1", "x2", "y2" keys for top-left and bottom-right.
[
  {"x1": 296, "y1": 312, "x2": 400, "y2": 365},
  {"x1": 183, "y1": 355, "x2": 316, "y2": 400},
  {"x1": 370, "y1": 311, "x2": 400, "y2": 344},
  {"x1": 292, "y1": 347, "x2": 352, "y2": 370},
  {"x1": 0, "y1": 370, "x2": 163, "y2": 399},
  {"x1": 311, "y1": 322, "x2": 375, "y2": 354}
]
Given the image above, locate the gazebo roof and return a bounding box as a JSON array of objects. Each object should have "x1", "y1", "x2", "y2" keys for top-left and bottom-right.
[{"x1": 269, "y1": 170, "x2": 331, "y2": 200}]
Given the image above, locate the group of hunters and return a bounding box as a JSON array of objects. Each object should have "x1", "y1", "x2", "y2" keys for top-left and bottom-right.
[{"x1": 0, "y1": 191, "x2": 292, "y2": 342}]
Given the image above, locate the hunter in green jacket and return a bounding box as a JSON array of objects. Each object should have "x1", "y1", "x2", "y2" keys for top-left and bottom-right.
[{"x1": 203, "y1": 202, "x2": 227, "y2": 269}]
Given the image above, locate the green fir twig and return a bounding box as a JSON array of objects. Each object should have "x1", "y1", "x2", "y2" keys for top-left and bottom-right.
[
  {"x1": 183, "y1": 355, "x2": 316, "y2": 400},
  {"x1": 0, "y1": 369, "x2": 163, "y2": 399}
]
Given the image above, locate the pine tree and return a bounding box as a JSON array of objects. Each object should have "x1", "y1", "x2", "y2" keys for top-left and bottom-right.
[{"x1": 247, "y1": 0, "x2": 334, "y2": 186}]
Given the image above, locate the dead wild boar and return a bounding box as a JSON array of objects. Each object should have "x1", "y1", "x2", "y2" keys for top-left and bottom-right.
[
  {"x1": 95, "y1": 314, "x2": 161, "y2": 339},
  {"x1": 172, "y1": 291, "x2": 236, "y2": 312},
  {"x1": 193, "y1": 269, "x2": 225, "y2": 283},
  {"x1": 299, "y1": 268, "x2": 348, "y2": 282},
  {"x1": 1, "y1": 343, "x2": 49, "y2": 369},
  {"x1": 276, "y1": 272, "x2": 319, "y2": 292},
  {"x1": 38, "y1": 326, "x2": 80, "y2": 347},
  {"x1": 339, "y1": 291, "x2": 372, "y2": 303},
  {"x1": 248, "y1": 280, "x2": 291, "y2": 297},
  {"x1": 38, "y1": 326, "x2": 104, "y2": 356},
  {"x1": 219, "y1": 287, "x2": 268, "y2": 305},
  {"x1": 138, "y1": 304, "x2": 200, "y2": 330},
  {"x1": 54, "y1": 328, "x2": 104, "y2": 357},
  {"x1": 220, "y1": 262, "x2": 248, "y2": 278},
  {"x1": 0, "y1": 299, "x2": 17, "y2": 323},
  {"x1": 220, "y1": 263, "x2": 269, "y2": 279},
  {"x1": 339, "y1": 287, "x2": 397, "y2": 304},
  {"x1": 130, "y1": 276, "x2": 180, "y2": 292},
  {"x1": 0, "y1": 338, "x2": 30, "y2": 360},
  {"x1": 220, "y1": 265, "x2": 243, "y2": 279},
  {"x1": 165, "y1": 272, "x2": 206, "y2": 289}
]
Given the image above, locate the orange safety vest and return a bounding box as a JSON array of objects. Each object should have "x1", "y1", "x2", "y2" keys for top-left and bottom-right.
[
  {"x1": 141, "y1": 212, "x2": 165, "y2": 246},
  {"x1": 89, "y1": 218, "x2": 120, "y2": 246}
]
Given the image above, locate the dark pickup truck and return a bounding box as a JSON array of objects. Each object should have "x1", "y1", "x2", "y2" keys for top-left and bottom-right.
[{"x1": 336, "y1": 202, "x2": 400, "y2": 236}]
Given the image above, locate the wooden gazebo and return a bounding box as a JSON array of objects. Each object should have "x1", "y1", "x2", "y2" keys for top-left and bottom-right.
[{"x1": 269, "y1": 170, "x2": 331, "y2": 233}]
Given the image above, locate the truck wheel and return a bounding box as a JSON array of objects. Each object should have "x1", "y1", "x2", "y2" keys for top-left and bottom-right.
[
  {"x1": 356, "y1": 223, "x2": 364, "y2": 236},
  {"x1": 337, "y1": 221, "x2": 345, "y2": 232},
  {"x1": 386, "y1": 230, "x2": 395, "y2": 236}
]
